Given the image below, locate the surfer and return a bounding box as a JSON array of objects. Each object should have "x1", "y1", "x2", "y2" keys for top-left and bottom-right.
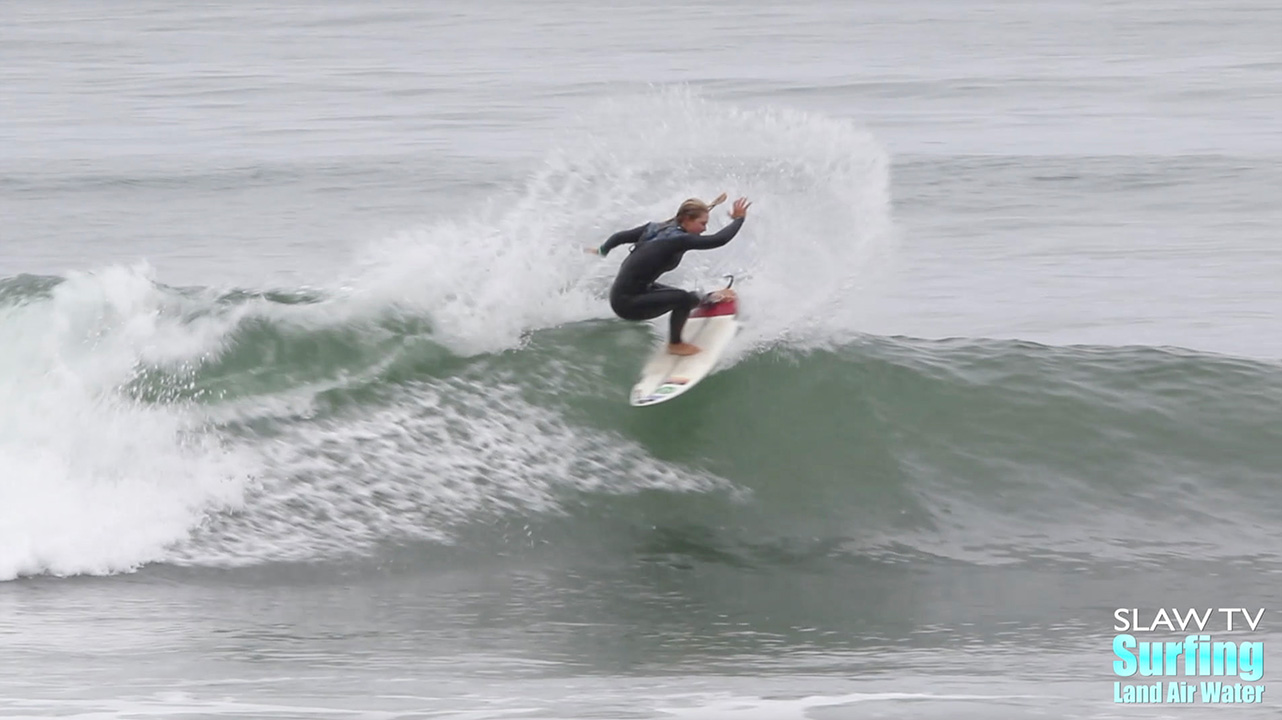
[{"x1": 589, "y1": 194, "x2": 751, "y2": 356}]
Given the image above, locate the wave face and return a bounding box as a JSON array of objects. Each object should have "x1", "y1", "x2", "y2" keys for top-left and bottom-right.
[{"x1": 3, "y1": 94, "x2": 1279, "y2": 581}]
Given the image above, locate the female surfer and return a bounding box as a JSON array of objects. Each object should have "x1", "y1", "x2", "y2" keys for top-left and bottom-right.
[{"x1": 588, "y1": 194, "x2": 751, "y2": 356}]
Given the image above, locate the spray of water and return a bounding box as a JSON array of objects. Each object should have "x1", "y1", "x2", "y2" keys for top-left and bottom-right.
[{"x1": 346, "y1": 87, "x2": 895, "y2": 357}]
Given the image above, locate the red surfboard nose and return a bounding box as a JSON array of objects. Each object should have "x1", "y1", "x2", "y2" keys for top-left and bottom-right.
[{"x1": 690, "y1": 298, "x2": 737, "y2": 318}]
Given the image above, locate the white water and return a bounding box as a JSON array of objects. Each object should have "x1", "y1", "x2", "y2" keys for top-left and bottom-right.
[{"x1": 0, "y1": 266, "x2": 249, "y2": 579}]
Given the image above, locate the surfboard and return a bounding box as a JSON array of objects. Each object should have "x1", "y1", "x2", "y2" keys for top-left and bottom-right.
[{"x1": 629, "y1": 295, "x2": 739, "y2": 407}]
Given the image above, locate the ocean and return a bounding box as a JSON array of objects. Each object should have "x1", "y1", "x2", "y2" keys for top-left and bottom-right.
[{"x1": 2, "y1": 1, "x2": 1280, "y2": 718}]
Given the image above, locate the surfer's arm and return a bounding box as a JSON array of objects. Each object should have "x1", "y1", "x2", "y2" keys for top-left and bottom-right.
[
  {"x1": 680, "y1": 217, "x2": 744, "y2": 250},
  {"x1": 597, "y1": 224, "x2": 647, "y2": 256}
]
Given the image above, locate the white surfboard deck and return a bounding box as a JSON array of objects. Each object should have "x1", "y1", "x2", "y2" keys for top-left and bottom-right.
[{"x1": 629, "y1": 297, "x2": 739, "y2": 407}]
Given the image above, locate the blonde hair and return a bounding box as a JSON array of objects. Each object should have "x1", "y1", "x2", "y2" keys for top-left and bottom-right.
[{"x1": 667, "y1": 198, "x2": 713, "y2": 224}]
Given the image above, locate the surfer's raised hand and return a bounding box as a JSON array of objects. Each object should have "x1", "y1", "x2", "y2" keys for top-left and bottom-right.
[
  {"x1": 729, "y1": 197, "x2": 751, "y2": 219},
  {"x1": 584, "y1": 246, "x2": 601, "y2": 255}
]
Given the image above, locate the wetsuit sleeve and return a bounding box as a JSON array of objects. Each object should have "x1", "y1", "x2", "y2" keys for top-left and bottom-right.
[
  {"x1": 598, "y1": 224, "x2": 647, "y2": 256},
  {"x1": 678, "y1": 217, "x2": 744, "y2": 250}
]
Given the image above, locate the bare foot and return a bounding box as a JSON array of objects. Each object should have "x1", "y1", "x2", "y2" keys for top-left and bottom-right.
[
  {"x1": 708, "y1": 288, "x2": 737, "y2": 303},
  {"x1": 668, "y1": 342, "x2": 701, "y2": 356}
]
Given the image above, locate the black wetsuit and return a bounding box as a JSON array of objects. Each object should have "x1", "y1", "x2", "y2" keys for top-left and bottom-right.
[{"x1": 599, "y1": 217, "x2": 744, "y2": 344}]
